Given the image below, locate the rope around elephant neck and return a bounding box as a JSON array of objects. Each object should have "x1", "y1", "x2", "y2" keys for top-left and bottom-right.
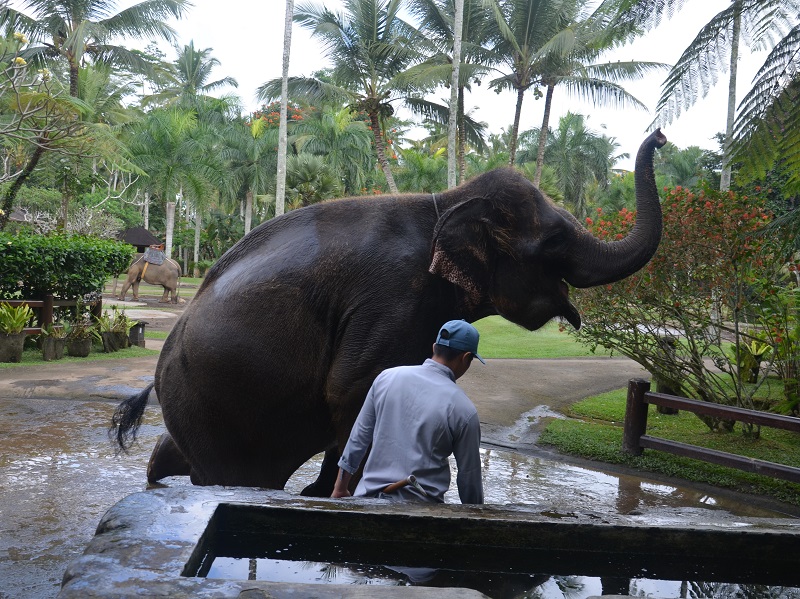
[{"x1": 432, "y1": 193, "x2": 440, "y2": 220}]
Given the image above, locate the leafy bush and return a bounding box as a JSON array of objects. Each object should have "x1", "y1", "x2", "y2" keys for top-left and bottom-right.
[
  {"x1": 570, "y1": 185, "x2": 797, "y2": 430},
  {"x1": 0, "y1": 232, "x2": 133, "y2": 299}
]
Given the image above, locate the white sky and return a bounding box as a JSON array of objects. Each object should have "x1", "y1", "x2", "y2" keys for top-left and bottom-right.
[{"x1": 11, "y1": 0, "x2": 771, "y2": 170}]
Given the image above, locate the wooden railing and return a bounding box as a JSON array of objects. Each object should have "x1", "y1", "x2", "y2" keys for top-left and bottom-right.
[
  {"x1": 2, "y1": 294, "x2": 102, "y2": 335},
  {"x1": 623, "y1": 378, "x2": 800, "y2": 484}
]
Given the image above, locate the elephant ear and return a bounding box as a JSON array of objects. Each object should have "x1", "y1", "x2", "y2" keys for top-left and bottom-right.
[{"x1": 429, "y1": 197, "x2": 501, "y2": 306}]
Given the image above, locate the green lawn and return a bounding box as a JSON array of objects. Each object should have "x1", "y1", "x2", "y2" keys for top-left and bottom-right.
[
  {"x1": 0, "y1": 343, "x2": 158, "y2": 368},
  {"x1": 473, "y1": 316, "x2": 609, "y2": 359},
  {"x1": 539, "y1": 385, "x2": 800, "y2": 506}
]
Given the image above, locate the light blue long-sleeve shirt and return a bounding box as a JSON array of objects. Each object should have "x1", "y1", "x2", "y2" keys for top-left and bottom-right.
[{"x1": 338, "y1": 359, "x2": 483, "y2": 504}]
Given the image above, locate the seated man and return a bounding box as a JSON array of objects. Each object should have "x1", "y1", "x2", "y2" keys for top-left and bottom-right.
[{"x1": 332, "y1": 320, "x2": 485, "y2": 504}]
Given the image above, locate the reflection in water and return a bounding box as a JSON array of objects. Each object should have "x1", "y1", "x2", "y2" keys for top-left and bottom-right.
[{"x1": 0, "y1": 397, "x2": 796, "y2": 599}]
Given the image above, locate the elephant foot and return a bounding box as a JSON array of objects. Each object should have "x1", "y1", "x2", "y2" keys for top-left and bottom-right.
[
  {"x1": 300, "y1": 447, "x2": 341, "y2": 497},
  {"x1": 147, "y1": 432, "x2": 192, "y2": 483}
]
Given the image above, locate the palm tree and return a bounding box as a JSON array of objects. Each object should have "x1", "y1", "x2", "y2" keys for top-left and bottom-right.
[
  {"x1": 144, "y1": 40, "x2": 238, "y2": 107},
  {"x1": 0, "y1": 0, "x2": 191, "y2": 97},
  {"x1": 542, "y1": 111, "x2": 619, "y2": 219},
  {"x1": 284, "y1": 153, "x2": 343, "y2": 209},
  {"x1": 404, "y1": 0, "x2": 493, "y2": 183},
  {"x1": 291, "y1": 105, "x2": 375, "y2": 195},
  {"x1": 527, "y1": 9, "x2": 665, "y2": 187},
  {"x1": 276, "y1": 0, "x2": 294, "y2": 217},
  {"x1": 127, "y1": 107, "x2": 218, "y2": 258},
  {"x1": 222, "y1": 117, "x2": 279, "y2": 235},
  {"x1": 258, "y1": 0, "x2": 424, "y2": 193},
  {"x1": 482, "y1": 0, "x2": 580, "y2": 165},
  {"x1": 608, "y1": 0, "x2": 800, "y2": 190}
]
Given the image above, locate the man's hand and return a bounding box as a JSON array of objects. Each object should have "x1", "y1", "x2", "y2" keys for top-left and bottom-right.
[{"x1": 331, "y1": 468, "x2": 353, "y2": 498}]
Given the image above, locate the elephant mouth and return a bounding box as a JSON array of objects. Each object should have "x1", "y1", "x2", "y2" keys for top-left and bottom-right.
[{"x1": 560, "y1": 280, "x2": 582, "y2": 330}]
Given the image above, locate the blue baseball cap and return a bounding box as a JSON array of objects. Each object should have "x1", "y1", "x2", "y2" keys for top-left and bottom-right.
[{"x1": 435, "y1": 320, "x2": 485, "y2": 364}]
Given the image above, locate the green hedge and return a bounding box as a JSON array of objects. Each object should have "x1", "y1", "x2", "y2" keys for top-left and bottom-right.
[{"x1": 0, "y1": 232, "x2": 133, "y2": 299}]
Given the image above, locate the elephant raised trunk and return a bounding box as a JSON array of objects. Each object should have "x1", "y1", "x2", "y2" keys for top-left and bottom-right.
[{"x1": 564, "y1": 128, "x2": 667, "y2": 288}]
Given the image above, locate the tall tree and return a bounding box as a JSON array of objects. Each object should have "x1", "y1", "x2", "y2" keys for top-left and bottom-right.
[
  {"x1": 291, "y1": 105, "x2": 375, "y2": 195},
  {"x1": 259, "y1": 0, "x2": 424, "y2": 193},
  {"x1": 222, "y1": 117, "x2": 279, "y2": 235},
  {"x1": 446, "y1": 0, "x2": 463, "y2": 188},
  {"x1": 0, "y1": 0, "x2": 191, "y2": 97},
  {"x1": 404, "y1": 0, "x2": 492, "y2": 181},
  {"x1": 608, "y1": 0, "x2": 800, "y2": 190},
  {"x1": 276, "y1": 0, "x2": 294, "y2": 217},
  {"x1": 144, "y1": 39, "x2": 238, "y2": 107},
  {"x1": 543, "y1": 111, "x2": 619, "y2": 219},
  {"x1": 527, "y1": 8, "x2": 664, "y2": 187},
  {"x1": 482, "y1": 0, "x2": 579, "y2": 165}
]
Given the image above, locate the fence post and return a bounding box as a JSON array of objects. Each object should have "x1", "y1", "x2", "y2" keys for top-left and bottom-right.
[
  {"x1": 42, "y1": 294, "x2": 54, "y2": 327},
  {"x1": 623, "y1": 378, "x2": 651, "y2": 456}
]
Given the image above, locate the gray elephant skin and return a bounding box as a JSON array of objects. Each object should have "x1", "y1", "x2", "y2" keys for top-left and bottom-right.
[
  {"x1": 113, "y1": 130, "x2": 667, "y2": 495},
  {"x1": 118, "y1": 255, "x2": 182, "y2": 303}
]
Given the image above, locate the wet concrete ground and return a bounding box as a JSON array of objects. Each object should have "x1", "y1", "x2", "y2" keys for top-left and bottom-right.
[
  {"x1": 3, "y1": 391, "x2": 798, "y2": 599},
  {"x1": 2, "y1": 302, "x2": 799, "y2": 598}
]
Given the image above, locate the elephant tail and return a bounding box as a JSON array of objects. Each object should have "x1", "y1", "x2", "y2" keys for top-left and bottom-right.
[{"x1": 109, "y1": 382, "x2": 154, "y2": 453}]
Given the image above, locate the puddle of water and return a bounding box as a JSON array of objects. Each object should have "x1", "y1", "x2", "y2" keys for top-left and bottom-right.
[{"x1": 0, "y1": 396, "x2": 795, "y2": 599}]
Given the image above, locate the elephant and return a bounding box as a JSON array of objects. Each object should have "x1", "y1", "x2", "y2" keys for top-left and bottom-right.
[
  {"x1": 118, "y1": 254, "x2": 182, "y2": 304},
  {"x1": 112, "y1": 129, "x2": 667, "y2": 496}
]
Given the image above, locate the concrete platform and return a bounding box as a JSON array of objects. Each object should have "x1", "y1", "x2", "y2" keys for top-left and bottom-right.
[{"x1": 58, "y1": 486, "x2": 800, "y2": 598}]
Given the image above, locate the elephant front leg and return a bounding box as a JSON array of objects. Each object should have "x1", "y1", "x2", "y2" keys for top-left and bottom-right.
[
  {"x1": 132, "y1": 280, "x2": 140, "y2": 301},
  {"x1": 300, "y1": 446, "x2": 341, "y2": 497}
]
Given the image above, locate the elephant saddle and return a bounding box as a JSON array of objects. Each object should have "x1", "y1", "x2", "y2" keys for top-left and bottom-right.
[{"x1": 143, "y1": 246, "x2": 166, "y2": 265}]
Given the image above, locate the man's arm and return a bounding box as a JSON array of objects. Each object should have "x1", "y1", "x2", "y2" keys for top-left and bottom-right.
[
  {"x1": 331, "y1": 383, "x2": 379, "y2": 498},
  {"x1": 453, "y1": 411, "x2": 484, "y2": 504},
  {"x1": 331, "y1": 468, "x2": 353, "y2": 498}
]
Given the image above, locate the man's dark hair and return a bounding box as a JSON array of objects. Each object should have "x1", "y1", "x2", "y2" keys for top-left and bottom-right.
[{"x1": 433, "y1": 343, "x2": 468, "y2": 362}]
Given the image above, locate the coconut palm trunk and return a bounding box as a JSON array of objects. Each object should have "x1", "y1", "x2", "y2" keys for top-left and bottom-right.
[
  {"x1": 276, "y1": 0, "x2": 294, "y2": 217},
  {"x1": 447, "y1": 0, "x2": 464, "y2": 189},
  {"x1": 720, "y1": 1, "x2": 741, "y2": 192},
  {"x1": 534, "y1": 83, "x2": 555, "y2": 188},
  {"x1": 369, "y1": 111, "x2": 398, "y2": 193},
  {"x1": 509, "y1": 86, "x2": 525, "y2": 166}
]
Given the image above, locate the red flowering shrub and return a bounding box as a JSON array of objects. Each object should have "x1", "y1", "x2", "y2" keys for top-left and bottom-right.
[{"x1": 571, "y1": 185, "x2": 797, "y2": 430}]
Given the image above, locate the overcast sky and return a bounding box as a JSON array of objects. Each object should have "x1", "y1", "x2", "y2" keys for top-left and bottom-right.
[{"x1": 13, "y1": 0, "x2": 771, "y2": 170}]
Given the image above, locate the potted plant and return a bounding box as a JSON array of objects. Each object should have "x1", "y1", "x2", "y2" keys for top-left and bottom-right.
[
  {"x1": 96, "y1": 308, "x2": 137, "y2": 352},
  {"x1": 65, "y1": 314, "x2": 96, "y2": 357},
  {"x1": 0, "y1": 302, "x2": 34, "y2": 363},
  {"x1": 40, "y1": 322, "x2": 67, "y2": 361},
  {"x1": 111, "y1": 308, "x2": 137, "y2": 350}
]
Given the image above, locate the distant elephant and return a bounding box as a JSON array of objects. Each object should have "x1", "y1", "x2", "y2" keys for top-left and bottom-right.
[
  {"x1": 112, "y1": 130, "x2": 667, "y2": 495},
  {"x1": 118, "y1": 254, "x2": 182, "y2": 303}
]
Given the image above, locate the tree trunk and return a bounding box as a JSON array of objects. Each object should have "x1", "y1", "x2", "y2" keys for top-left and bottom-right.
[
  {"x1": 534, "y1": 84, "x2": 555, "y2": 188},
  {"x1": 0, "y1": 142, "x2": 46, "y2": 230},
  {"x1": 457, "y1": 86, "x2": 466, "y2": 182},
  {"x1": 720, "y1": 1, "x2": 741, "y2": 192},
  {"x1": 508, "y1": 87, "x2": 525, "y2": 166},
  {"x1": 193, "y1": 210, "x2": 202, "y2": 278},
  {"x1": 244, "y1": 189, "x2": 253, "y2": 234},
  {"x1": 447, "y1": 0, "x2": 464, "y2": 189},
  {"x1": 275, "y1": 0, "x2": 294, "y2": 218},
  {"x1": 166, "y1": 199, "x2": 176, "y2": 259},
  {"x1": 143, "y1": 190, "x2": 150, "y2": 230},
  {"x1": 370, "y1": 111, "x2": 398, "y2": 193}
]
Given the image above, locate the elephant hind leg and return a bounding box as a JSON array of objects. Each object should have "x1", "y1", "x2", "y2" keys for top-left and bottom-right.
[{"x1": 147, "y1": 432, "x2": 192, "y2": 483}]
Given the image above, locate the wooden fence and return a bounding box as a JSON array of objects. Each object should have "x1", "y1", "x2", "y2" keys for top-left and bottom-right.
[
  {"x1": 2, "y1": 294, "x2": 102, "y2": 335},
  {"x1": 623, "y1": 378, "x2": 800, "y2": 484}
]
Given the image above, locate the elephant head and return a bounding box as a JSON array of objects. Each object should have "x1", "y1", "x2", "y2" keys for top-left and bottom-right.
[{"x1": 430, "y1": 129, "x2": 667, "y2": 331}]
